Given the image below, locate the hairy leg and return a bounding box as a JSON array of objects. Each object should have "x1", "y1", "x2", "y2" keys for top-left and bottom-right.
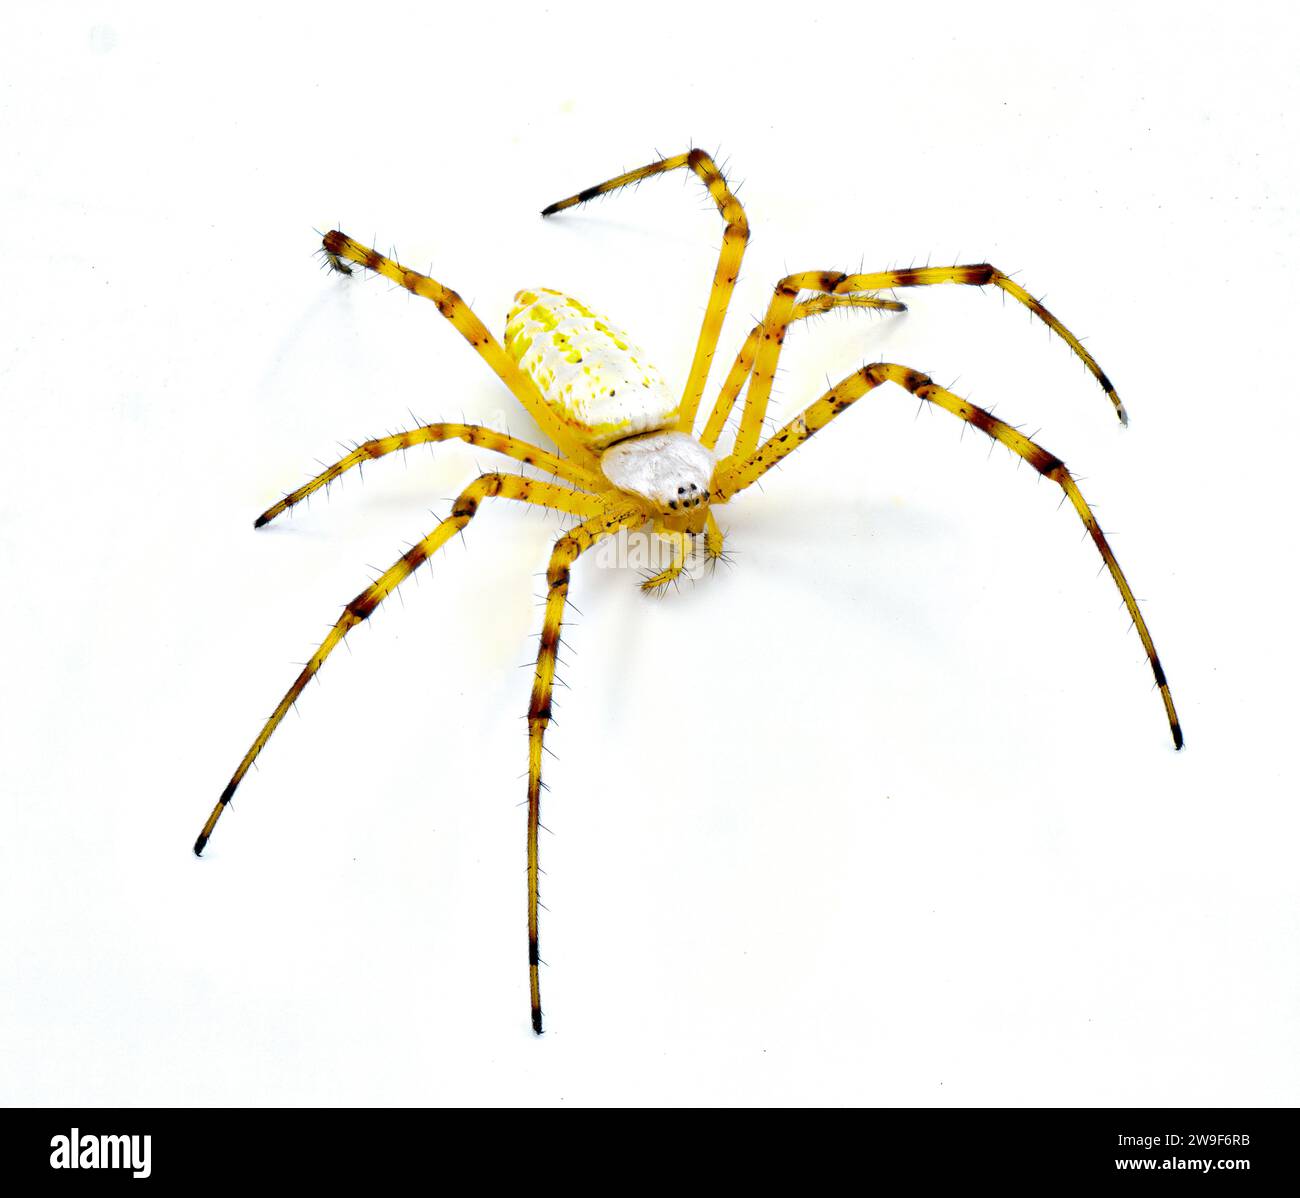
[
  {"x1": 842, "y1": 265, "x2": 1127, "y2": 422},
  {"x1": 728, "y1": 265, "x2": 1127, "y2": 467},
  {"x1": 321, "y1": 232, "x2": 598, "y2": 467},
  {"x1": 640, "y1": 529, "x2": 692, "y2": 592},
  {"x1": 716, "y1": 363, "x2": 1182, "y2": 749},
  {"x1": 704, "y1": 511, "x2": 726, "y2": 562},
  {"x1": 255, "y1": 422, "x2": 606, "y2": 528},
  {"x1": 541, "y1": 148, "x2": 749, "y2": 433},
  {"x1": 194, "y1": 475, "x2": 615, "y2": 855},
  {"x1": 699, "y1": 293, "x2": 906, "y2": 451},
  {"x1": 526, "y1": 504, "x2": 644, "y2": 1032}
]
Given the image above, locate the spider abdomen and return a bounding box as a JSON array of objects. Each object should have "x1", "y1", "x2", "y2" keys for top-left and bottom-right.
[{"x1": 505, "y1": 288, "x2": 679, "y2": 449}]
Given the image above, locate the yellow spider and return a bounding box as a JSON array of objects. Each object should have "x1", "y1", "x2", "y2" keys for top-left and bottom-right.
[{"x1": 193, "y1": 148, "x2": 1182, "y2": 1034}]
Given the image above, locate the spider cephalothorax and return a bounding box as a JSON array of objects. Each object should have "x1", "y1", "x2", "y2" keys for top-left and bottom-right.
[
  {"x1": 195, "y1": 148, "x2": 1182, "y2": 1034},
  {"x1": 601, "y1": 431, "x2": 714, "y2": 519}
]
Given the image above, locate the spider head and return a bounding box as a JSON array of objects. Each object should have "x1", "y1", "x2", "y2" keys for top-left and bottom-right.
[{"x1": 600, "y1": 430, "x2": 715, "y2": 527}]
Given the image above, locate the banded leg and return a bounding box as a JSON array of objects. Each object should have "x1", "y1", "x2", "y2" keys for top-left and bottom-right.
[
  {"x1": 700, "y1": 293, "x2": 907, "y2": 451},
  {"x1": 541, "y1": 148, "x2": 749, "y2": 433},
  {"x1": 729, "y1": 264, "x2": 1127, "y2": 467},
  {"x1": 716, "y1": 363, "x2": 1182, "y2": 749},
  {"x1": 193, "y1": 475, "x2": 613, "y2": 856},
  {"x1": 256, "y1": 423, "x2": 606, "y2": 528},
  {"x1": 844, "y1": 265, "x2": 1126, "y2": 422},
  {"x1": 321, "y1": 232, "x2": 599, "y2": 468},
  {"x1": 527, "y1": 504, "x2": 644, "y2": 1033}
]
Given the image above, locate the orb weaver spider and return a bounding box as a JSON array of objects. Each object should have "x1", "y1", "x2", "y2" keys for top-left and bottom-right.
[{"x1": 194, "y1": 148, "x2": 1182, "y2": 1034}]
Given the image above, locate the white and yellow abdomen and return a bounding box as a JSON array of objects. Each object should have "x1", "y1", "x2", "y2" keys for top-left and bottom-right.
[{"x1": 505, "y1": 289, "x2": 679, "y2": 449}]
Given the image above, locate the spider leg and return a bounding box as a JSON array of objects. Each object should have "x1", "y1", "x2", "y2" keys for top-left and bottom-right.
[
  {"x1": 540, "y1": 149, "x2": 749, "y2": 433},
  {"x1": 700, "y1": 294, "x2": 906, "y2": 451},
  {"x1": 716, "y1": 364, "x2": 1182, "y2": 749},
  {"x1": 527, "y1": 504, "x2": 645, "y2": 1033},
  {"x1": 256, "y1": 422, "x2": 606, "y2": 527},
  {"x1": 640, "y1": 529, "x2": 692, "y2": 592},
  {"x1": 727, "y1": 265, "x2": 1127, "y2": 466},
  {"x1": 840, "y1": 265, "x2": 1128, "y2": 424},
  {"x1": 193, "y1": 475, "x2": 616, "y2": 856},
  {"x1": 704, "y1": 511, "x2": 726, "y2": 562},
  {"x1": 320, "y1": 232, "x2": 599, "y2": 468}
]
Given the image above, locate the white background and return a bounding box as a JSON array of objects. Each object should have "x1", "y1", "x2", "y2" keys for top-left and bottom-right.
[{"x1": 3, "y1": 1, "x2": 1297, "y2": 1107}]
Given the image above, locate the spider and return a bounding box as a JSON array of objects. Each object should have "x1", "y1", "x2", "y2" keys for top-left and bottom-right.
[{"x1": 194, "y1": 148, "x2": 1182, "y2": 1034}]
